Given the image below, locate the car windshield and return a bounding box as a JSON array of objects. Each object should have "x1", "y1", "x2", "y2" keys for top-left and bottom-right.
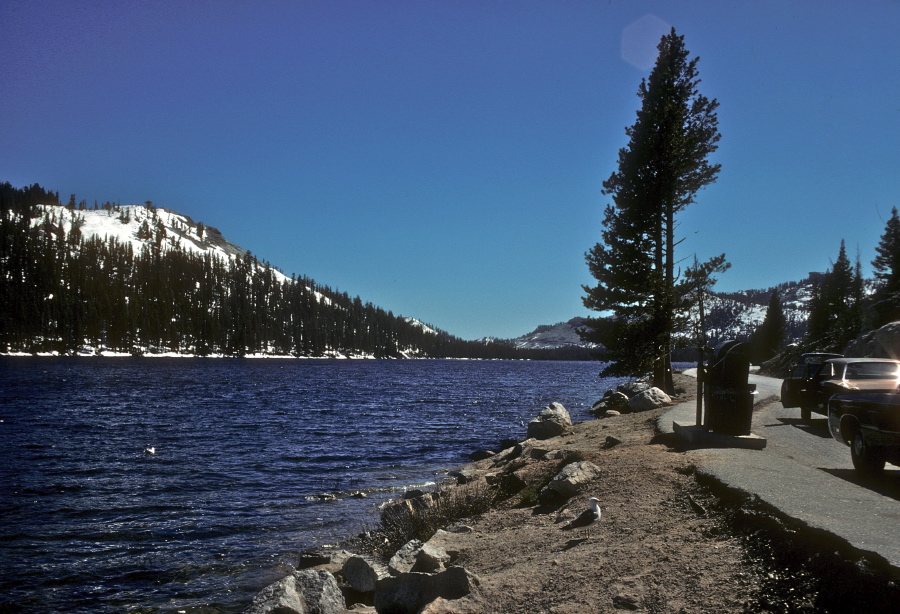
[{"x1": 842, "y1": 363, "x2": 900, "y2": 379}]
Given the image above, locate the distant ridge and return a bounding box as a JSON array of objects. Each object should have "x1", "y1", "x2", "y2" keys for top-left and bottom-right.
[
  {"x1": 508, "y1": 317, "x2": 598, "y2": 350},
  {"x1": 508, "y1": 279, "x2": 821, "y2": 352},
  {"x1": 0, "y1": 183, "x2": 587, "y2": 360}
]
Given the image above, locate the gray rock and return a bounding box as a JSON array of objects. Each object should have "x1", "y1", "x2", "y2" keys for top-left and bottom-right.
[
  {"x1": 627, "y1": 387, "x2": 671, "y2": 412},
  {"x1": 604, "y1": 390, "x2": 630, "y2": 409},
  {"x1": 296, "y1": 548, "x2": 354, "y2": 571},
  {"x1": 292, "y1": 569, "x2": 345, "y2": 614},
  {"x1": 242, "y1": 575, "x2": 305, "y2": 614},
  {"x1": 374, "y1": 572, "x2": 433, "y2": 614},
  {"x1": 412, "y1": 540, "x2": 450, "y2": 573},
  {"x1": 389, "y1": 539, "x2": 424, "y2": 575},
  {"x1": 498, "y1": 471, "x2": 529, "y2": 495},
  {"x1": 449, "y1": 468, "x2": 478, "y2": 484},
  {"x1": 526, "y1": 402, "x2": 572, "y2": 440},
  {"x1": 873, "y1": 321, "x2": 900, "y2": 357},
  {"x1": 617, "y1": 381, "x2": 651, "y2": 397},
  {"x1": 343, "y1": 555, "x2": 390, "y2": 593},
  {"x1": 374, "y1": 567, "x2": 479, "y2": 614},
  {"x1": 540, "y1": 460, "x2": 603, "y2": 501},
  {"x1": 467, "y1": 449, "x2": 495, "y2": 461}
]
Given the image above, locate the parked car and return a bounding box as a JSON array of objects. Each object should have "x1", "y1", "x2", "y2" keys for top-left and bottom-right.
[
  {"x1": 828, "y1": 385, "x2": 900, "y2": 475},
  {"x1": 804, "y1": 358, "x2": 900, "y2": 420},
  {"x1": 781, "y1": 353, "x2": 842, "y2": 420}
]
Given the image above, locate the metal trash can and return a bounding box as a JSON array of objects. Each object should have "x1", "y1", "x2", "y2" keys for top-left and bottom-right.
[
  {"x1": 705, "y1": 341, "x2": 755, "y2": 436},
  {"x1": 708, "y1": 383, "x2": 756, "y2": 435}
]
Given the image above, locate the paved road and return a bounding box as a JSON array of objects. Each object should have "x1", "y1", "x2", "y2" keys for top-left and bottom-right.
[{"x1": 661, "y1": 372, "x2": 900, "y2": 569}]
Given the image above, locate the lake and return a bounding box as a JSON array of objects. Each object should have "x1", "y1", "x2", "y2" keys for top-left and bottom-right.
[{"x1": 0, "y1": 357, "x2": 630, "y2": 613}]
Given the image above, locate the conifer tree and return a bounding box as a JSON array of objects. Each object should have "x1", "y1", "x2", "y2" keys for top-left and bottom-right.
[
  {"x1": 582, "y1": 28, "x2": 721, "y2": 392},
  {"x1": 870, "y1": 207, "x2": 900, "y2": 327},
  {"x1": 806, "y1": 240, "x2": 862, "y2": 352},
  {"x1": 750, "y1": 290, "x2": 786, "y2": 362}
]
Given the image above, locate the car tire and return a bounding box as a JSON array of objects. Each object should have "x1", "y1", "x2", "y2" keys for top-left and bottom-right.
[{"x1": 851, "y1": 430, "x2": 885, "y2": 476}]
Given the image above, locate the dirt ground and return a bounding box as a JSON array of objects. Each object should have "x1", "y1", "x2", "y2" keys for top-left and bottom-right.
[
  {"x1": 434, "y1": 381, "x2": 758, "y2": 613},
  {"x1": 345, "y1": 373, "x2": 770, "y2": 613},
  {"x1": 332, "y1": 372, "x2": 900, "y2": 614}
]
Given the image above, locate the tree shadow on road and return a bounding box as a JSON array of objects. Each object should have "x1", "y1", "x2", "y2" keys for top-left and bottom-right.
[
  {"x1": 820, "y1": 467, "x2": 900, "y2": 501},
  {"x1": 775, "y1": 416, "x2": 833, "y2": 439}
]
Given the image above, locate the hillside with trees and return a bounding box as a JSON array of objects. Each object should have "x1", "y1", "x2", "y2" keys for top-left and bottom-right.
[{"x1": 0, "y1": 182, "x2": 589, "y2": 360}]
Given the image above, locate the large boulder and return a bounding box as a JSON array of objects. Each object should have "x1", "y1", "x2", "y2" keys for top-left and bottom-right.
[
  {"x1": 590, "y1": 390, "x2": 630, "y2": 417},
  {"x1": 604, "y1": 390, "x2": 630, "y2": 409},
  {"x1": 526, "y1": 402, "x2": 572, "y2": 440},
  {"x1": 292, "y1": 570, "x2": 346, "y2": 614},
  {"x1": 243, "y1": 570, "x2": 345, "y2": 614},
  {"x1": 374, "y1": 567, "x2": 479, "y2": 614},
  {"x1": 617, "y1": 381, "x2": 651, "y2": 397},
  {"x1": 296, "y1": 548, "x2": 354, "y2": 572},
  {"x1": 873, "y1": 321, "x2": 900, "y2": 358},
  {"x1": 389, "y1": 539, "x2": 424, "y2": 575},
  {"x1": 242, "y1": 575, "x2": 305, "y2": 614},
  {"x1": 627, "y1": 387, "x2": 671, "y2": 412},
  {"x1": 411, "y1": 540, "x2": 451, "y2": 573},
  {"x1": 539, "y1": 460, "x2": 602, "y2": 501},
  {"x1": 344, "y1": 555, "x2": 390, "y2": 593}
]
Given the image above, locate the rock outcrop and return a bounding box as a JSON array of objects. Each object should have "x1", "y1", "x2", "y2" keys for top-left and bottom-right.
[
  {"x1": 527, "y1": 402, "x2": 572, "y2": 440},
  {"x1": 540, "y1": 460, "x2": 603, "y2": 502},
  {"x1": 344, "y1": 555, "x2": 390, "y2": 593},
  {"x1": 389, "y1": 539, "x2": 425, "y2": 575},
  {"x1": 242, "y1": 569, "x2": 345, "y2": 614},
  {"x1": 374, "y1": 566, "x2": 480, "y2": 614},
  {"x1": 627, "y1": 387, "x2": 671, "y2": 412}
]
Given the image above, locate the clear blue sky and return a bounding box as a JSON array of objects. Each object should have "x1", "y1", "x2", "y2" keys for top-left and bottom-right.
[{"x1": 2, "y1": 1, "x2": 898, "y2": 340}]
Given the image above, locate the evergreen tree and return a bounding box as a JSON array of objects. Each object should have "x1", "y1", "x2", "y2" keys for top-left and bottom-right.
[
  {"x1": 750, "y1": 290, "x2": 787, "y2": 362},
  {"x1": 677, "y1": 253, "x2": 730, "y2": 351},
  {"x1": 870, "y1": 207, "x2": 900, "y2": 327},
  {"x1": 806, "y1": 240, "x2": 862, "y2": 352},
  {"x1": 581, "y1": 28, "x2": 721, "y2": 392}
]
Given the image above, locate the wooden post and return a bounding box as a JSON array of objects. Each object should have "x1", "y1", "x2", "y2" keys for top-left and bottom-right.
[{"x1": 695, "y1": 282, "x2": 707, "y2": 427}]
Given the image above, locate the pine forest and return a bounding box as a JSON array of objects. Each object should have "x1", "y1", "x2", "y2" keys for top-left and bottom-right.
[{"x1": 1, "y1": 182, "x2": 590, "y2": 360}]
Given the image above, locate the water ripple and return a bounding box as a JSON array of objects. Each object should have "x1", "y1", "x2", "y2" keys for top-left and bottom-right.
[{"x1": 0, "y1": 357, "x2": 639, "y2": 613}]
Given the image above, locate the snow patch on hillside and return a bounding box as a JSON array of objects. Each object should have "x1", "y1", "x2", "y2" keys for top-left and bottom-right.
[{"x1": 31, "y1": 203, "x2": 325, "y2": 298}]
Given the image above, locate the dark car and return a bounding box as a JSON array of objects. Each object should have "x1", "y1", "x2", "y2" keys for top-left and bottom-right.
[
  {"x1": 828, "y1": 384, "x2": 900, "y2": 475},
  {"x1": 781, "y1": 353, "x2": 842, "y2": 420},
  {"x1": 801, "y1": 358, "x2": 900, "y2": 421}
]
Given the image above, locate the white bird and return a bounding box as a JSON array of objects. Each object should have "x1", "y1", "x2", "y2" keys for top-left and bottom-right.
[
  {"x1": 144, "y1": 446, "x2": 156, "y2": 455},
  {"x1": 563, "y1": 497, "x2": 601, "y2": 531}
]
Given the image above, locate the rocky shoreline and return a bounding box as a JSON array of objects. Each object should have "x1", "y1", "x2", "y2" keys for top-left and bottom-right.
[{"x1": 240, "y1": 376, "x2": 690, "y2": 614}]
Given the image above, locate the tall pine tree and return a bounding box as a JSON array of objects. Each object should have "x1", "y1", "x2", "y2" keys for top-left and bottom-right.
[
  {"x1": 750, "y1": 290, "x2": 787, "y2": 362},
  {"x1": 581, "y1": 28, "x2": 722, "y2": 392},
  {"x1": 806, "y1": 240, "x2": 862, "y2": 352},
  {"x1": 870, "y1": 207, "x2": 900, "y2": 327}
]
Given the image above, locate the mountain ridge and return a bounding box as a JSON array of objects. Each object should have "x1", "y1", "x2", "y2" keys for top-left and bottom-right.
[
  {"x1": 4, "y1": 186, "x2": 824, "y2": 357},
  {"x1": 506, "y1": 279, "x2": 818, "y2": 351}
]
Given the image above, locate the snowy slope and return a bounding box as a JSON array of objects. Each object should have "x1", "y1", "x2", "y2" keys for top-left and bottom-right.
[
  {"x1": 33, "y1": 203, "x2": 820, "y2": 349},
  {"x1": 508, "y1": 281, "x2": 818, "y2": 350}
]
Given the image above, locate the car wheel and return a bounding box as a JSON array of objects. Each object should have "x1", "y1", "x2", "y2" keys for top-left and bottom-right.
[{"x1": 851, "y1": 430, "x2": 885, "y2": 476}]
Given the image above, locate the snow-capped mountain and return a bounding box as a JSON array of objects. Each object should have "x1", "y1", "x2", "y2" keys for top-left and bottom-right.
[
  {"x1": 36, "y1": 202, "x2": 248, "y2": 263},
  {"x1": 507, "y1": 279, "x2": 818, "y2": 351},
  {"x1": 508, "y1": 317, "x2": 597, "y2": 350},
  {"x1": 15, "y1": 199, "x2": 822, "y2": 355}
]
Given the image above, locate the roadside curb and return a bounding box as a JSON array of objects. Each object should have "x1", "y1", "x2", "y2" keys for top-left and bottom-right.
[{"x1": 658, "y1": 371, "x2": 900, "y2": 582}]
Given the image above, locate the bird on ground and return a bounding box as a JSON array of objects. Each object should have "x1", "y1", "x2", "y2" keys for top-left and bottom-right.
[{"x1": 563, "y1": 497, "x2": 601, "y2": 531}]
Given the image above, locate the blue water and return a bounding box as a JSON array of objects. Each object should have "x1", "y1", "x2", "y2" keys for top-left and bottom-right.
[{"x1": 0, "y1": 357, "x2": 628, "y2": 613}]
